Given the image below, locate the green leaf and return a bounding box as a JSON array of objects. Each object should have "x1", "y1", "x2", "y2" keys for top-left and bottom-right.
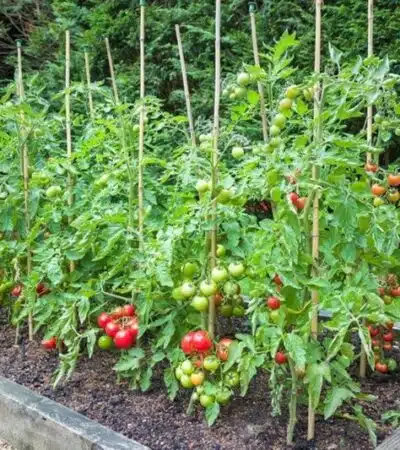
[
  {"x1": 324, "y1": 387, "x2": 354, "y2": 419},
  {"x1": 307, "y1": 362, "x2": 330, "y2": 410},
  {"x1": 205, "y1": 402, "x2": 220, "y2": 426},
  {"x1": 284, "y1": 332, "x2": 306, "y2": 370}
]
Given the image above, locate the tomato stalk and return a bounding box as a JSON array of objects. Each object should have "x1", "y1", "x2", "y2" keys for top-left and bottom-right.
[
  {"x1": 307, "y1": 0, "x2": 323, "y2": 442},
  {"x1": 16, "y1": 40, "x2": 33, "y2": 341},
  {"x1": 175, "y1": 25, "x2": 196, "y2": 147},
  {"x1": 105, "y1": 37, "x2": 120, "y2": 105},
  {"x1": 83, "y1": 47, "x2": 94, "y2": 120},
  {"x1": 208, "y1": 0, "x2": 222, "y2": 340},
  {"x1": 249, "y1": 3, "x2": 268, "y2": 143},
  {"x1": 287, "y1": 358, "x2": 298, "y2": 445}
]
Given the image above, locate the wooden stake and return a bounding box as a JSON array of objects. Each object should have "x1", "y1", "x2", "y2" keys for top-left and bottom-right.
[
  {"x1": 105, "y1": 37, "x2": 120, "y2": 105},
  {"x1": 84, "y1": 49, "x2": 94, "y2": 120},
  {"x1": 307, "y1": 0, "x2": 322, "y2": 442},
  {"x1": 65, "y1": 31, "x2": 75, "y2": 273},
  {"x1": 138, "y1": 0, "x2": 146, "y2": 251},
  {"x1": 175, "y1": 25, "x2": 196, "y2": 147},
  {"x1": 208, "y1": 0, "x2": 221, "y2": 340},
  {"x1": 249, "y1": 3, "x2": 268, "y2": 143},
  {"x1": 360, "y1": 0, "x2": 374, "y2": 380},
  {"x1": 16, "y1": 41, "x2": 33, "y2": 341}
]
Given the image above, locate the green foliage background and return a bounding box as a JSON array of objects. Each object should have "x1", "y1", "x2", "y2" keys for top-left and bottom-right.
[{"x1": 2, "y1": 0, "x2": 400, "y2": 115}]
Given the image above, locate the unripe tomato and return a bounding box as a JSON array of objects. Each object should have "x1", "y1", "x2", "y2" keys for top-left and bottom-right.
[
  {"x1": 175, "y1": 366, "x2": 183, "y2": 380},
  {"x1": 279, "y1": 98, "x2": 293, "y2": 111},
  {"x1": 371, "y1": 184, "x2": 386, "y2": 196},
  {"x1": 219, "y1": 304, "x2": 233, "y2": 317},
  {"x1": 211, "y1": 267, "x2": 229, "y2": 283},
  {"x1": 180, "y1": 374, "x2": 194, "y2": 389},
  {"x1": 216, "y1": 338, "x2": 233, "y2": 361},
  {"x1": 97, "y1": 312, "x2": 111, "y2": 329},
  {"x1": 286, "y1": 85, "x2": 299, "y2": 99},
  {"x1": 388, "y1": 174, "x2": 400, "y2": 187},
  {"x1": 216, "y1": 388, "x2": 232, "y2": 405},
  {"x1": 203, "y1": 356, "x2": 220, "y2": 372},
  {"x1": 98, "y1": 335, "x2": 113, "y2": 350},
  {"x1": 113, "y1": 329, "x2": 135, "y2": 349},
  {"x1": 191, "y1": 296, "x2": 209, "y2": 312},
  {"x1": 196, "y1": 180, "x2": 210, "y2": 194},
  {"x1": 228, "y1": 262, "x2": 245, "y2": 278},
  {"x1": 387, "y1": 190, "x2": 400, "y2": 203},
  {"x1": 275, "y1": 351, "x2": 288, "y2": 364},
  {"x1": 237, "y1": 72, "x2": 250, "y2": 86},
  {"x1": 223, "y1": 281, "x2": 240, "y2": 296},
  {"x1": 216, "y1": 244, "x2": 226, "y2": 257},
  {"x1": 267, "y1": 296, "x2": 281, "y2": 310},
  {"x1": 270, "y1": 125, "x2": 281, "y2": 137},
  {"x1": 272, "y1": 113, "x2": 286, "y2": 129},
  {"x1": 190, "y1": 371, "x2": 205, "y2": 386},
  {"x1": 387, "y1": 358, "x2": 398, "y2": 372},
  {"x1": 235, "y1": 86, "x2": 247, "y2": 98},
  {"x1": 224, "y1": 371, "x2": 240, "y2": 387},
  {"x1": 232, "y1": 306, "x2": 245, "y2": 317},
  {"x1": 231, "y1": 146, "x2": 244, "y2": 159},
  {"x1": 383, "y1": 295, "x2": 393, "y2": 305},
  {"x1": 200, "y1": 394, "x2": 215, "y2": 408},
  {"x1": 181, "y1": 360, "x2": 194, "y2": 375},
  {"x1": 200, "y1": 280, "x2": 218, "y2": 296},
  {"x1": 182, "y1": 262, "x2": 199, "y2": 278},
  {"x1": 172, "y1": 287, "x2": 186, "y2": 301},
  {"x1": 180, "y1": 282, "x2": 196, "y2": 298},
  {"x1": 46, "y1": 185, "x2": 62, "y2": 199}
]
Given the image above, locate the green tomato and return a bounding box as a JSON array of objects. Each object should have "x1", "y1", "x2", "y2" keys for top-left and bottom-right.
[
  {"x1": 286, "y1": 85, "x2": 299, "y2": 99},
  {"x1": 269, "y1": 310, "x2": 280, "y2": 324},
  {"x1": 231, "y1": 146, "x2": 244, "y2": 159},
  {"x1": 180, "y1": 282, "x2": 196, "y2": 298},
  {"x1": 223, "y1": 281, "x2": 240, "y2": 296},
  {"x1": 217, "y1": 244, "x2": 226, "y2": 257},
  {"x1": 172, "y1": 287, "x2": 186, "y2": 301},
  {"x1": 387, "y1": 358, "x2": 398, "y2": 372},
  {"x1": 200, "y1": 142, "x2": 213, "y2": 153},
  {"x1": 272, "y1": 113, "x2": 287, "y2": 129},
  {"x1": 237, "y1": 72, "x2": 250, "y2": 87},
  {"x1": 182, "y1": 262, "x2": 199, "y2": 278},
  {"x1": 374, "y1": 114, "x2": 383, "y2": 124},
  {"x1": 229, "y1": 92, "x2": 237, "y2": 101},
  {"x1": 270, "y1": 125, "x2": 281, "y2": 137},
  {"x1": 196, "y1": 180, "x2": 211, "y2": 194},
  {"x1": 46, "y1": 185, "x2": 62, "y2": 199},
  {"x1": 269, "y1": 137, "x2": 282, "y2": 148},
  {"x1": 373, "y1": 197, "x2": 385, "y2": 207},
  {"x1": 203, "y1": 356, "x2": 220, "y2": 372},
  {"x1": 175, "y1": 366, "x2": 183, "y2": 380},
  {"x1": 211, "y1": 267, "x2": 229, "y2": 283},
  {"x1": 199, "y1": 133, "x2": 212, "y2": 143},
  {"x1": 196, "y1": 385, "x2": 205, "y2": 395},
  {"x1": 383, "y1": 295, "x2": 393, "y2": 305},
  {"x1": 232, "y1": 306, "x2": 245, "y2": 317},
  {"x1": 395, "y1": 128, "x2": 400, "y2": 137},
  {"x1": 217, "y1": 189, "x2": 234, "y2": 204},
  {"x1": 181, "y1": 360, "x2": 194, "y2": 375},
  {"x1": 279, "y1": 98, "x2": 293, "y2": 111},
  {"x1": 32, "y1": 171, "x2": 51, "y2": 186},
  {"x1": 224, "y1": 371, "x2": 240, "y2": 387},
  {"x1": 200, "y1": 394, "x2": 215, "y2": 408},
  {"x1": 191, "y1": 295, "x2": 209, "y2": 312},
  {"x1": 270, "y1": 187, "x2": 281, "y2": 203},
  {"x1": 220, "y1": 304, "x2": 233, "y2": 317},
  {"x1": 95, "y1": 173, "x2": 109, "y2": 187},
  {"x1": 216, "y1": 388, "x2": 232, "y2": 405},
  {"x1": 98, "y1": 335, "x2": 113, "y2": 350},
  {"x1": 228, "y1": 262, "x2": 245, "y2": 278},
  {"x1": 235, "y1": 87, "x2": 247, "y2": 98},
  {"x1": 180, "y1": 374, "x2": 194, "y2": 388},
  {"x1": 200, "y1": 280, "x2": 218, "y2": 296}
]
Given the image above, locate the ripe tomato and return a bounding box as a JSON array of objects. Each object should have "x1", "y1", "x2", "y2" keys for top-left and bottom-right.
[
  {"x1": 11, "y1": 285, "x2": 23, "y2": 297},
  {"x1": 36, "y1": 283, "x2": 50, "y2": 297},
  {"x1": 383, "y1": 343, "x2": 393, "y2": 352},
  {"x1": 216, "y1": 337, "x2": 233, "y2": 361},
  {"x1": 181, "y1": 332, "x2": 195, "y2": 354},
  {"x1": 383, "y1": 332, "x2": 394, "y2": 342},
  {"x1": 388, "y1": 174, "x2": 400, "y2": 187},
  {"x1": 377, "y1": 287, "x2": 385, "y2": 297},
  {"x1": 98, "y1": 335, "x2": 113, "y2": 350},
  {"x1": 214, "y1": 292, "x2": 224, "y2": 306},
  {"x1": 192, "y1": 331, "x2": 213, "y2": 353},
  {"x1": 42, "y1": 337, "x2": 57, "y2": 350},
  {"x1": 267, "y1": 296, "x2": 281, "y2": 310},
  {"x1": 371, "y1": 184, "x2": 386, "y2": 196},
  {"x1": 390, "y1": 287, "x2": 400, "y2": 297},
  {"x1": 126, "y1": 320, "x2": 139, "y2": 339},
  {"x1": 114, "y1": 329, "x2": 135, "y2": 349},
  {"x1": 289, "y1": 192, "x2": 299, "y2": 205},
  {"x1": 275, "y1": 351, "x2": 288, "y2": 364},
  {"x1": 368, "y1": 325, "x2": 379, "y2": 337},
  {"x1": 375, "y1": 362, "x2": 388, "y2": 373},
  {"x1": 296, "y1": 197, "x2": 307, "y2": 210},
  {"x1": 111, "y1": 307, "x2": 124, "y2": 319},
  {"x1": 97, "y1": 312, "x2": 111, "y2": 329},
  {"x1": 273, "y1": 274, "x2": 283, "y2": 286},
  {"x1": 105, "y1": 321, "x2": 120, "y2": 338},
  {"x1": 190, "y1": 371, "x2": 205, "y2": 386},
  {"x1": 365, "y1": 162, "x2": 378, "y2": 173},
  {"x1": 122, "y1": 304, "x2": 135, "y2": 317}
]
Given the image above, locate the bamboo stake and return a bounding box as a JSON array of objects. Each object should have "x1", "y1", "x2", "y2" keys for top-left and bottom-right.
[
  {"x1": 208, "y1": 0, "x2": 221, "y2": 340},
  {"x1": 65, "y1": 31, "x2": 75, "y2": 273},
  {"x1": 360, "y1": 0, "x2": 374, "y2": 380},
  {"x1": 138, "y1": 0, "x2": 146, "y2": 251},
  {"x1": 83, "y1": 48, "x2": 94, "y2": 120},
  {"x1": 105, "y1": 37, "x2": 120, "y2": 105},
  {"x1": 175, "y1": 25, "x2": 196, "y2": 147},
  {"x1": 307, "y1": 0, "x2": 322, "y2": 442},
  {"x1": 16, "y1": 41, "x2": 33, "y2": 341},
  {"x1": 249, "y1": 3, "x2": 268, "y2": 143}
]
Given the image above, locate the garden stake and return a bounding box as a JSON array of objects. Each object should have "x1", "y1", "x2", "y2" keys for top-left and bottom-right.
[
  {"x1": 65, "y1": 31, "x2": 75, "y2": 273},
  {"x1": 105, "y1": 37, "x2": 120, "y2": 105},
  {"x1": 175, "y1": 25, "x2": 196, "y2": 147},
  {"x1": 249, "y1": 3, "x2": 268, "y2": 142},
  {"x1": 138, "y1": 0, "x2": 146, "y2": 251},
  {"x1": 83, "y1": 48, "x2": 94, "y2": 120},
  {"x1": 208, "y1": 0, "x2": 221, "y2": 340},
  {"x1": 16, "y1": 41, "x2": 33, "y2": 341},
  {"x1": 360, "y1": 0, "x2": 374, "y2": 380},
  {"x1": 307, "y1": 0, "x2": 323, "y2": 441}
]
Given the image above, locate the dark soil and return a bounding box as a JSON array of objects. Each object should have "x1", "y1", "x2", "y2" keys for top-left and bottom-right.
[{"x1": 0, "y1": 318, "x2": 399, "y2": 450}]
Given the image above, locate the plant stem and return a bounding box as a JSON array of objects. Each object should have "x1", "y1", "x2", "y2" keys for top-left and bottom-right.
[
  {"x1": 287, "y1": 359, "x2": 298, "y2": 445},
  {"x1": 105, "y1": 37, "x2": 120, "y2": 105},
  {"x1": 208, "y1": 0, "x2": 221, "y2": 340},
  {"x1": 84, "y1": 49, "x2": 94, "y2": 120},
  {"x1": 175, "y1": 25, "x2": 196, "y2": 147}
]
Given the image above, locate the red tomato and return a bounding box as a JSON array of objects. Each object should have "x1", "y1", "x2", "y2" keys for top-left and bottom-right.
[
  {"x1": 114, "y1": 330, "x2": 135, "y2": 349},
  {"x1": 192, "y1": 330, "x2": 213, "y2": 353},
  {"x1": 126, "y1": 321, "x2": 139, "y2": 340},
  {"x1": 192, "y1": 356, "x2": 204, "y2": 369},
  {"x1": 296, "y1": 197, "x2": 307, "y2": 210},
  {"x1": 42, "y1": 337, "x2": 57, "y2": 350},
  {"x1": 377, "y1": 287, "x2": 385, "y2": 297},
  {"x1": 214, "y1": 293, "x2": 224, "y2": 306},
  {"x1": 275, "y1": 351, "x2": 288, "y2": 364},
  {"x1": 216, "y1": 338, "x2": 233, "y2": 361},
  {"x1": 383, "y1": 332, "x2": 394, "y2": 342},
  {"x1": 391, "y1": 287, "x2": 400, "y2": 297},
  {"x1": 181, "y1": 332, "x2": 195, "y2": 354},
  {"x1": 289, "y1": 192, "x2": 299, "y2": 205},
  {"x1": 266, "y1": 296, "x2": 281, "y2": 310},
  {"x1": 105, "y1": 321, "x2": 120, "y2": 338},
  {"x1": 111, "y1": 307, "x2": 124, "y2": 319},
  {"x1": 375, "y1": 362, "x2": 388, "y2": 373},
  {"x1": 273, "y1": 274, "x2": 283, "y2": 286},
  {"x1": 122, "y1": 304, "x2": 136, "y2": 317},
  {"x1": 97, "y1": 312, "x2": 111, "y2": 329},
  {"x1": 383, "y1": 343, "x2": 393, "y2": 351},
  {"x1": 368, "y1": 325, "x2": 379, "y2": 337},
  {"x1": 36, "y1": 283, "x2": 50, "y2": 297},
  {"x1": 371, "y1": 184, "x2": 386, "y2": 196},
  {"x1": 388, "y1": 174, "x2": 400, "y2": 187},
  {"x1": 365, "y1": 162, "x2": 378, "y2": 173},
  {"x1": 11, "y1": 285, "x2": 23, "y2": 297}
]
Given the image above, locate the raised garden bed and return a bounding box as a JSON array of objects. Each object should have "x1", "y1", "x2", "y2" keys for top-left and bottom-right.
[{"x1": 0, "y1": 320, "x2": 399, "y2": 450}]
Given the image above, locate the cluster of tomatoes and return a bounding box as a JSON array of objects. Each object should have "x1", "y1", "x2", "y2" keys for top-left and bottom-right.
[
  {"x1": 172, "y1": 258, "x2": 246, "y2": 318},
  {"x1": 176, "y1": 331, "x2": 239, "y2": 407},
  {"x1": 368, "y1": 322, "x2": 397, "y2": 374},
  {"x1": 244, "y1": 199, "x2": 272, "y2": 221},
  {"x1": 97, "y1": 304, "x2": 138, "y2": 350},
  {"x1": 11, "y1": 282, "x2": 50, "y2": 298},
  {"x1": 288, "y1": 192, "x2": 307, "y2": 211},
  {"x1": 222, "y1": 71, "x2": 261, "y2": 101},
  {"x1": 369, "y1": 171, "x2": 400, "y2": 207}
]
